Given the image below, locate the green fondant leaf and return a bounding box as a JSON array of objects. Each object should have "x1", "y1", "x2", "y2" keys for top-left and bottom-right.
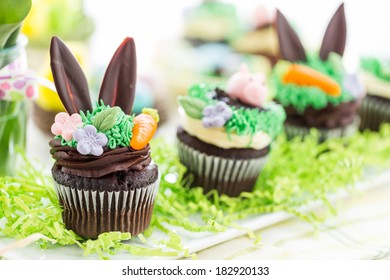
[
  {"x1": 92, "y1": 106, "x2": 121, "y2": 132},
  {"x1": 178, "y1": 96, "x2": 207, "y2": 119},
  {"x1": 83, "y1": 102, "x2": 134, "y2": 149}
]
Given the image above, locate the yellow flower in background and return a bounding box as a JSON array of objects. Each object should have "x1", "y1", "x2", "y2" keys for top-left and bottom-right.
[{"x1": 21, "y1": 0, "x2": 48, "y2": 40}]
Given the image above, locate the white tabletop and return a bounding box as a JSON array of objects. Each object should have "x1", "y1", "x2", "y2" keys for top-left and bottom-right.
[{"x1": 196, "y1": 182, "x2": 390, "y2": 260}]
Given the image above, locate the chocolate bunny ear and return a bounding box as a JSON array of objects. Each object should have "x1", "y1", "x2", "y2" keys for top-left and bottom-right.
[
  {"x1": 276, "y1": 9, "x2": 307, "y2": 62},
  {"x1": 50, "y1": 36, "x2": 92, "y2": 114},
  {"x1": 319, "y1": 3, "x2": 346, "y2": 61},
  {"x1": 98, "y1": 37, "x2": 136, "y2": 115}
]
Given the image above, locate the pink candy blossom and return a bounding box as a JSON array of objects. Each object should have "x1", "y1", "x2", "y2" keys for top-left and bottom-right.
[
  {"x1": 51, "y1": 112, "x2": 83, "y2": 141},
  {"x1": 25, "y1": 85, "x2": 35, "y2": 98},
  {"x1": 0, "y1": 82, "x2": 11, "y2": 90},
  {"x1": 226, "y1": 64, "x2": 268, "y2": 107}
]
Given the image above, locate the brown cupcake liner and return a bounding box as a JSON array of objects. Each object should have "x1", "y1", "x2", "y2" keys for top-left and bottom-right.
[
  {"x1": 53, "y1": 174, "x2": 160, "y2": 239},
  {"x1": 177, "y1": 140, "x2": 268, "y2": 197},
  {"x1": 358, "y1": 96, "x2": 390, "y2": 131},
  {"x1": 284, "y1": 117, "x2": 360, "y2": 142}
]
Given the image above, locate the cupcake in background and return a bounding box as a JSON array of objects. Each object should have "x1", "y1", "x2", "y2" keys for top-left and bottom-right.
[
  {"x1": 230, "y1": 5, "x2": 279, "y2": 67},
  {"x1": 49, "y1": 36, "x2": 160, "y2": 239},
  {"x1": 176, "y1": 64, "x2": 286, "y2": 197},
  {"x1": 271, "y1": 4, "x2": 365, "y2": 141},
  {"x1": 359, "y1": 57, "x2": 390, "y2": 131},
  {"x1": 155, "y1": 40, "x2": 271, "y2": 97},
  {"x1": 154, "y1": 1, "x2": 272, "y2": 98},
  {"x1": 182, "y1": 0, "x2": 240, "y2": 45}
]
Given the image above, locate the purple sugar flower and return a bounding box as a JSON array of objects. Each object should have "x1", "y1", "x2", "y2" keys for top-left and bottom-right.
[
  {"x1": 73, "y1": 125, "x2": 108, "y2": 156},
  {"x1": 13, "y1": 79, "x2": 26, "y2": 89},
  {"x1": 202, "y1": 101, "x2": 233, "y2": 128}
]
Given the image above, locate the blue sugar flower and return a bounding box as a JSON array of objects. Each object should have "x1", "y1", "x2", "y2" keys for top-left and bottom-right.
[
  {"x1": 73, "y1": 125, "x2": 108, "y2": 156},
  {"x1": 202, "y1": 101, "x2": 233, "y2": 128}
]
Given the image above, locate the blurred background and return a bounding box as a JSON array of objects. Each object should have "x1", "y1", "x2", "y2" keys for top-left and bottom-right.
[
  {"x1": 23, "y1": 0, "x2": 390, "y2": 96},
  {"x1": 82, "y1": 0, "x2": 390, "y2": 67},
  {"x1": 91, "y1": 0, "x2": 388, "y2": 67},
  {"x1": 24, "y1": 0, "x2": 390, "y2": 67},
  {"x1": 19, "y1": 0, "x2": 390, "y2": 166}
]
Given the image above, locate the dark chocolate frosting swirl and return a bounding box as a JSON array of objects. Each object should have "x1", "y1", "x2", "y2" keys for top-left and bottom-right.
[
  {"x1": 49, "y1": 139, "x2": 151, "y2": 178},
  {"x1": 284, "y1": 98, "x2": 361, "y2": 129}
]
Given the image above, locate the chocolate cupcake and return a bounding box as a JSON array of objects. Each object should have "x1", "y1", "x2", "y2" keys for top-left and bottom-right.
[
  {"x1": 230, "y1": 5, "x2": 279, "y2": 67},
  {"x1": 177, "y1": 65, "x2": 286, "y2": 197},
  {"x1": 359, "y1": 57, "x2": 390, "y2": 131},
  {"x1": 48, "y1": 36, "x2": 160, "y2": 239},
  {"x1": 182, "y1": 0, "x2": 239, "y2": 45},
  {"x1": 271, "y1": 4, "x2": 365, "y2": 141}
]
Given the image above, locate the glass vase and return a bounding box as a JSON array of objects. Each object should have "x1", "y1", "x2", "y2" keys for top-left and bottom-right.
[{"x1": 0, "y1": 36, "x2": 36, "y2": 176}]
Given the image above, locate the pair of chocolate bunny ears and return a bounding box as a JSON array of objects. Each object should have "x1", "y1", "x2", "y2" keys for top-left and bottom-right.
[
  {"x1": 277, "y1": 3, "x2": 346, "y2": 62},
  {"x1": 50, "y1": 36, "x2": 136, "y2": 115}
]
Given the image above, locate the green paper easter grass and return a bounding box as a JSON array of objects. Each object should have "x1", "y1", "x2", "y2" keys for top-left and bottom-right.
[{"x1": 1, "y1": 126, "x2": 390, "y2": 259}]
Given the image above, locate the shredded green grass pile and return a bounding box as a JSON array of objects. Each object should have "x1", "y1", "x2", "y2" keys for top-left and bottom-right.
[{"x1": 1, "y1": 126, "x2": 390, "y2": 259}]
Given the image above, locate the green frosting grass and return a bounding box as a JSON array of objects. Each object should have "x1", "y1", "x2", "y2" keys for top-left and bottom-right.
[
  {"x1": 225, "y1": 103, "x2": 286, "y2": 140},
  {"x1": 81, "y1": 102, "x2": 134, "y2": 149},
  {"x1": 360, "y1": 57, "x2": 390, "y2": 82},
  {"x1": 271, "y1": 53, "x2": 355, "y2": 113},
  {"x1": 59, "y1": 102, "x2": 134, "y2": 148},
  {"x1": 1, "y1": 126, "x2": 390, "y2": 259},
  {"x1": 186, "y1": 83, "x2": 286, "y2": 139}
]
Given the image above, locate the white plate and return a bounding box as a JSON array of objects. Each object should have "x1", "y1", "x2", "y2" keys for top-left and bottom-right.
[{"x1": 1, "y1": 169, "x2": 389, "y2": 260}]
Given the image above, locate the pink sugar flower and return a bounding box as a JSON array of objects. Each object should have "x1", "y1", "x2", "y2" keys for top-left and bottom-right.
[
  {"x1": 1, "y1": 82, "x2": 11, "y2": 90},
  {"x1": 26, "y1": 85, "x2": 36, "y2": 98},
  {"x1": 51, "y1": 112, "x2": 83, "y2": 141}
]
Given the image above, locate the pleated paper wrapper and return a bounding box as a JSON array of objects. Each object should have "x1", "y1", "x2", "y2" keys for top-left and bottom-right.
[
  {"x1": 359, "y1": 96, "x2": 390, "y2": 131},
  {"x1": 54, "y1": 175, "x2": 160, "y2": 239},
  {"x1": 284, "y1": 117, "x2": 360, "y2": 141},
  {"x1": 178, "y1": 140, "x2": 268, "y2": 197}
]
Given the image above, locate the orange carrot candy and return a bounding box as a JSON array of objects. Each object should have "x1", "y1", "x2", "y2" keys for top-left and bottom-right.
[
  {"x1": 130, "y1": 108, "x2": 159, "y2": 150},
  {"x1": 282, "y1": 64, "x2": 341, "y2": 97}
]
